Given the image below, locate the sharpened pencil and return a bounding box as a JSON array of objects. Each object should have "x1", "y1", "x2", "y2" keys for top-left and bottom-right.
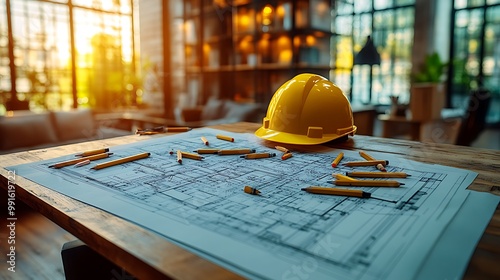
[
  {"x1": 343, "y1": 160, "x2": 389, "y2": 167},
  {"x1": 49, "y1": 153, "x2": 113, "y2": 169},
  {"x1": 91, "y1": 152, "x2": 150, "y2": 170},
  {"x1": 334, "y1": 180, "x2": 403, "y2": 187},
  {"x1": 346, "y1": 172, "x2": 410, "y2": 178}
]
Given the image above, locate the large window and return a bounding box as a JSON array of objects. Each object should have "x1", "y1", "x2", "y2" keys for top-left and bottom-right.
[
  {"x1": 0, "y1": 0, "x2": 137, "y2": 114},
  {"x1": 334, "y1": 0, "x2": 414, "y2": 105},
  {"x1": 451, "y1": 0, "x2": 500, "y2": 123}
]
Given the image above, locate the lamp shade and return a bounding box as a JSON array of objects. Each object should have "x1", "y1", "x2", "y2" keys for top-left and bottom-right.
[{"x1": 354, "y1": 36, "x2": 381, "y2": 66}]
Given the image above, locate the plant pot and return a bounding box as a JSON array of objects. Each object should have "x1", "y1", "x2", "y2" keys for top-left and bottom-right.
[{"x1": 409, "y1": 83, "x2": 445, "y2": 121}]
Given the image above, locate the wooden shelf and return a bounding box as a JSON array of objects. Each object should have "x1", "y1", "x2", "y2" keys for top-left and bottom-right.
[{"x1": 177, "y1": 0, "x2": 340, "y2": 105}]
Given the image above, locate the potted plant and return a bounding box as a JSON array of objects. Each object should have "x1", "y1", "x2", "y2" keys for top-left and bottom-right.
[{"x1": 409, "y1": 52, "x2": 448, "y2": 121}]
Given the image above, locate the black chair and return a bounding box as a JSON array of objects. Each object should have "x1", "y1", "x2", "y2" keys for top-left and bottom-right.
[
  {"x1": 61, "y1": 240, "x2": 136, "y2": 280},
  {"x1": 455, "y1": 88, "x2": 491, "y2": 146}
]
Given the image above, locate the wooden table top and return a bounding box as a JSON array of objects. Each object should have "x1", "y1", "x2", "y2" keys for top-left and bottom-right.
[{"x1": 1, "y1": 122, "x2": 499, "y2": 279}]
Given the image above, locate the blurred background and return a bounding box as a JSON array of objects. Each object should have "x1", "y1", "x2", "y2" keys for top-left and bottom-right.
[{"x1": 0, "y1": 0, "x2": 498, "y2": 147}]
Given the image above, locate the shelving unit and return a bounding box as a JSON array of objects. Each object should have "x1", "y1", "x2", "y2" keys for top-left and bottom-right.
[{"x1": 171, "y1": 0, "x2": 344, "y2": 107}]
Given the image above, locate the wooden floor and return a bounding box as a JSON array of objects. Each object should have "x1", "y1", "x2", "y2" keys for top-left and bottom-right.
[{"x1": 0, "y1": 200, "x2": 75, "y2": 280}]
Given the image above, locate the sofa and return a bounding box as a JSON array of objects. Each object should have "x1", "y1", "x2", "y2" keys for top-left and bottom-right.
[
  {"x1": 178, "y1": 98, "x2": 266, "y2": 127},
  {"x1": 0, "y1": 109, "x2": 131, "y2": 154}
]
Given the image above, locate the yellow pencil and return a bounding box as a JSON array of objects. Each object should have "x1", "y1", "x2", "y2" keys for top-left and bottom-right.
[
  {"x1": 216, "y1": 134, "x2": 234, "y2": 142},
  {"x1": 302, "y1": 186, "x2": 370, "y2": 197},
  {"x1": 275, "y1": 146, "x2": 289, "y2": 153},
  {"x1": 193, "y1": 148, "x2": 220, "y2": 154},
  {"x1": 180, "y1": 151, "x2": 204, "y2": 160},
  {"x1": 165, "y1": 127, "x2": 191, "y2": 132},
  {"x1": 334, "y1": 180, "x2": 403, "y2": 187},
  {"x1": 74, "y1": 159, "x2": 91, "y2": 167},
  {"x1": 359, "y1": 151, "x2": 376, "y2": 161},
  {"x1": 343, "y1": 160, "x2": 389, "y2": 167},
  {"x1": 75, "y1": 148, "x2": 109, "y2": 157},
  {"x1": 91, "y1": 152, "x2": 150, "y2": 170},
  {"x1": 334, "y1": 174, "x2": 357, "y2": 181},
  {"x1": 218, "y1": 148, "x2": 255, "y2": 155},
  {"x1": 201, "y1": 136, "x2": 209, "y2": 146},
  {"x1": 240, "y1": 153, "x2": 276, "y2": 159},
  {"x1": 136, "y1": 131, "x2": 160, "y2": 135},
  {"x1": 301, "y1": 187, "x2": 397, "y2": 203},
  {"x1": 359, "y1": 151, "x2": 387, "y2": 171},
  {"x1": 244, "y1": 185, "x2": 261, "y2": 195},
  {"x1": 49, "y1": 153, "x2": 113, "y2": 168},
  {"x1": 331, "y1": 152, "x2": 344, "y2": 168},
  {"x1": 177, "y1": 150, "x2": 182, "y2": 164},
  {"x1": 346, "y1": 172, "x2": 410, "y2": 178},
  {"x1": 281, "y1": 152, "x2": 293, "y2": 160}
]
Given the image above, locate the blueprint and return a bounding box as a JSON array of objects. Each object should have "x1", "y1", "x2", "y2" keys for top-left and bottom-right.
[{"x1": 9, "y1": 128, "x2": 499, "y2": 280}]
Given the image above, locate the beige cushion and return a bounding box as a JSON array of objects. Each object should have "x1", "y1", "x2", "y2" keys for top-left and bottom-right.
[
  {"x1": 52, "y1": 109, "x2": 96, "y2": 142},
  {"x1": 201, "y1": 98, "x2": 225, "y2": 120},
  {"x1": 0, "y1": 112, "x2": 59, "y2": 150},
  {"x1": 222, "y1": 101, "x2": 261, "y2": 122}
]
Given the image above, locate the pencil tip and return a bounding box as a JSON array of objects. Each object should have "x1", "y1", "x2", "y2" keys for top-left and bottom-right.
[
  {"x1": 400, "y1": 183, "x2": 405, "y2": 185},
  {"x1": 300, "y1": 188, "x2": 307, "y2": 191}
]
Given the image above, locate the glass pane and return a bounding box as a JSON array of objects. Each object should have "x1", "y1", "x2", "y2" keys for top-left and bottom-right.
[
  {"x1": 311, "y1": 0, "x2": 332, "y2": 31},
  {"x1": 455, "y1": 10, "x2": 469, "y2": 28},
  {"x1": 0, "y1": 0, "x2": 11, "y2": 98},
  {"x1": 10, "y1": 1, "x2": 73, "y2": 110},
  {"x1": 486, "y1": 5, "x2": 500, "y2": 22},
  {"x1": 468, "y1": 0, "x2": 485, "y2": 7},
  {"x1": 73, "y1": 8, "x2": 134, "y2": 109},
  {"x1": 354, "y1": 0, "x2": 371, "y2": 13},
  {"x1": 335, "y1": 15, "x2": 352, "y2": 35},
  {"x1": 395, "y1": 0, "x2": 415, "y2": 5},
  {"x1": 455, "y1": 0, "x2": 468, "y2": 9},
  {"x1": 397, "y1": 7, "x2": 414, "y2": 27},
  {"x1": 487, "y1": 0, "x2": 500, "y2": 4},
  {"x1": 72, "y1": 0, "x2": 131, "y2": 14},
  {"x1": 336, "y1": 1, "x2": 353, "y2": 15},
  {"x1": 483, "y1": 77, "x2": 500, "y2": 122},
  {"x1": 332, "y1": 69, "x2": 352, "y2": 98},
  {"x1": 469, "y1": 9, "x2": 484, "y2": 30},
  {"x1": 334, "y1": 36, "x2": 353, "y2": 69},
  {"x1": 374, "y1": 0, "x2": 392, "y2": 10},
  {"x1": 374, "y1": 10, "x2": 393, "y2": 30}
]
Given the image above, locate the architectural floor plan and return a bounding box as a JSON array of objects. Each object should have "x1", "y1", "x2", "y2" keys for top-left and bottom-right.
[{"x1": 10, "y1": 128, "x2": 497, "y2": 279}]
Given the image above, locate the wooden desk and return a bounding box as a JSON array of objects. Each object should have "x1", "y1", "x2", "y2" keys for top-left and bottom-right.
[
  {"x1": 1, "y1": 122, "x2": 499, "y2": 279},
  {"x1": 378, "y1": 113, "x2": 462, "y2": 143},
  {"x1": 378, "y1": 114, "x2": 423, "y2": 141}
]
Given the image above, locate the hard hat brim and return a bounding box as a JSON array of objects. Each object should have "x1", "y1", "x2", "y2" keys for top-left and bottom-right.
[{"x1": 255, "y1": 126, "x2": 357, "y2": 145}]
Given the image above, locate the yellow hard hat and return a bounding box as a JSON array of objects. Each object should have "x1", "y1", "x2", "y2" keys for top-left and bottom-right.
[{"x1": 255, "y1": 73, "x2": 357, "y2": 145}]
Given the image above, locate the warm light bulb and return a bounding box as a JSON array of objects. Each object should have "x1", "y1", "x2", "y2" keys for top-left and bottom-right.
[
  {"x1": 262, "y1": 5, "x2": 273, "y2": 26},
  {"x1": 277, "y1": 5, "x2": 285, "y2": 18},
  {"x1": 306, "y1": 35, "x2": 316, "y2": 46},
  {"x1": 203, "y1": 43, "x2": 211, "y2": 54},
  {"x1": 263, "y1": 5, "x2": 273, "y2": 15},
  {"x1": 240, "y1": 14, "x2": 250, "y2": 28}
]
